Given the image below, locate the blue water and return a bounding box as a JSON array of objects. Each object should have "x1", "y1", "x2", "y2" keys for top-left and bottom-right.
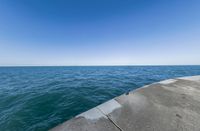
[{"x1": 0, "y1": 66, "x2": 200, "y2": 131}]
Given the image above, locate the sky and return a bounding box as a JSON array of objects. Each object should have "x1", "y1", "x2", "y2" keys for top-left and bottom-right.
[{"x1": 0, "y1": 0, "x2": 200, "y2": 66}]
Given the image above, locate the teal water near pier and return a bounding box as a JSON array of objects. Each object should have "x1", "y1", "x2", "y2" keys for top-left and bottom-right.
[{"x1": 0, "y1": 66, "x2": 200, "y2": 131}]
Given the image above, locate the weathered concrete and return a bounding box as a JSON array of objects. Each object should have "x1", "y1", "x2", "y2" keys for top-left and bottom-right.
[{"x1": 50, "y1": 75, "x2": 200, "y2": 131}]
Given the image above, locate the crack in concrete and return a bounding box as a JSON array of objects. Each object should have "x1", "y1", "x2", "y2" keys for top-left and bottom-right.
[{"x1": 96, "y1": 107, "x2": 124, "y2": 131}]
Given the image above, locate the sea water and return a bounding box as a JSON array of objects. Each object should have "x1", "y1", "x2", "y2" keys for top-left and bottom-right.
[{"x1": 0, "y1": 66, "x2": 200, "y2": 131}]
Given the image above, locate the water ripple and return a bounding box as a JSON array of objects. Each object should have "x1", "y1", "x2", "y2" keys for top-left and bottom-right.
[{"x1": 0, "y1": 66, "x2": 200, "y2": 131}]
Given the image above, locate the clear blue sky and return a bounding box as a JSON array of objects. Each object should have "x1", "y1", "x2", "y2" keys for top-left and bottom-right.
[{"x1": 0, "y1": 0, "x2": 200, "y2": 66}]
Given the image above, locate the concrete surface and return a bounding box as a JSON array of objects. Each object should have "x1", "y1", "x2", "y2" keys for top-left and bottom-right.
[{"x1": 50, "y1": 75, "x2": 200, "y2": 131}]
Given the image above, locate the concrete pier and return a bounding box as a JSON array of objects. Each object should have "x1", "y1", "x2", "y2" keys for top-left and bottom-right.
[{"x1": 50, "y1": 75, "x2": 200, "y2": 131}]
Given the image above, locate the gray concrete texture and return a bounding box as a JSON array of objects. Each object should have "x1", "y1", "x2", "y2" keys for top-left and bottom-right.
[{"x1": 50, "y1": 75, "x2": 200, "y2": 131}]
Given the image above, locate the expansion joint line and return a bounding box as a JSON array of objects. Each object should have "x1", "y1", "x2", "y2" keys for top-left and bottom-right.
[{"x1": 96, "y1": 107, "x2": 124, "y2": 131}]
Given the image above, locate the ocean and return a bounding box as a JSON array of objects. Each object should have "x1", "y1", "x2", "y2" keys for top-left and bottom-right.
[{"x1": 0, "y1": 66, "x2": 200, "y2": 131}]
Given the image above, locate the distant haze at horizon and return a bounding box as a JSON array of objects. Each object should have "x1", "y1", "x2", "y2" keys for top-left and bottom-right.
[{"x1": 0, "y1": 0, "x2": 200, "y2": 66}]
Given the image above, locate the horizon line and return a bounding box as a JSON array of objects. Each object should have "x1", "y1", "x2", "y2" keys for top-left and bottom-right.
[{"x1": 0, "y1": 64, "x2": 200, "y2": 67}]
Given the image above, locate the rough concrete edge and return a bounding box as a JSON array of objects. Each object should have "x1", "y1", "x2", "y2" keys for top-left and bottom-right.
[
  {"x1": 77, "y1": 107, "x2": 106, "y2": 120},
  {"x1": 125, "y1": 75, "x2": 200, "y2": 95},
  {"x1": 177, "y1": 75, "x2": 200, "y2": 81},
  {"x1": 76, "y1": 99, "x2": 122, "y2": 120},
  {"x1": 50, "y1": 75, "x2": 200, "y2": 130}
]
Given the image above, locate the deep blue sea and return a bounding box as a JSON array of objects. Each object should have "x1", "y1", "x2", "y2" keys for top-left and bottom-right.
[{"x1": 0, "y1": 66, "x2": 200, "y2": 131}]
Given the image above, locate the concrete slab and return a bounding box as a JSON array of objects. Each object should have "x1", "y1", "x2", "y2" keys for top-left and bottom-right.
[
  {"x1": 178, "y1": 75, "x2": 200, "y2": 82},
  {"x1": 50, "y1": 107, "x2": 120, "y2": 131},
  {"x1": 51, "y1": 75, "x2": 200, "y2": 131},
  {"x1": 97, "y1": 99, "x2": 121, "y2": 115},
  {"x1": 77, "y1": 107, "x2": 106, "y2": 120},
  {"x1": 158, "y1": 79, "x2": 177, "y2": 84}
]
